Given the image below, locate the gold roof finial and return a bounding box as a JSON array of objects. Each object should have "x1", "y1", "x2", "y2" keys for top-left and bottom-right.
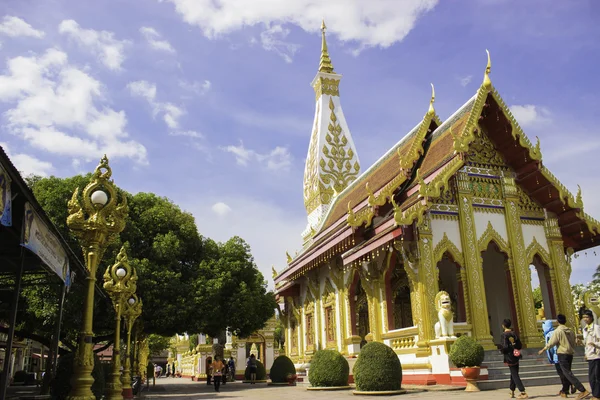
[
  {"x1": 428, "y1": 83, "x2": 435, "y2": 115},
  {"x1": 318, "y1": 20, "x2": 334, "y2": 73},
  {"x1": 483, "y1": 49, "x2": 492, "y2": 89}
]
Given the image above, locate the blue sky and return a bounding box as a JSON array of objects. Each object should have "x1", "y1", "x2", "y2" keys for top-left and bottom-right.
[{"x1": 0, "y1": 0, "x2": 599, "y2": 288}]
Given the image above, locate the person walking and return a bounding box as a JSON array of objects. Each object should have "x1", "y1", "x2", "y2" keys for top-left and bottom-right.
[
  {"x1": 228, "y1": 356, "x2": 236, "y2": 382},
  {"x1": 583, "y1": 310, "x2": 600, "y2": 399},
  {"x1": 212, "y1": 356, "x2": 225, "y2": 393},
  {"x1": 247, "y1": 354, "x2": 257, "y2": 384},
  {"x1": 542, "y1": 319, "x2": 572, "y2": 397},
  {"x1": 539, "y1": 314, "x2": 590, "y2": 399},
  {"x1": 500, "y1": 319, "x2": 528, "y2": 399}
]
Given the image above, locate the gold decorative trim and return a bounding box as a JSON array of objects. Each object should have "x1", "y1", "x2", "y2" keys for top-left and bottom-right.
[
  {"x1": 430, "y1": 204, "x2": 459, "y2": 213},
  {"x1": 478, "y1": 220, "x2": 510, "y2": 253},
  {"x1": 473, "y1": 205, "x2": 504, "y2": 214},
  {"x1": 433, "y1": 233, "x2": 464, "y2": 266},
  {"x1": 314, "y1": 77, "x2": 340, "y2": 100},
  {"x1": 431, "y1": 213, "x2": 459, "y2": 221},
  {"x1": 525, "y1": 237, "x2": 552, "y2": 266},
  {"x1": 347, "y1": 90, "x2": 442, "y2": 229}
]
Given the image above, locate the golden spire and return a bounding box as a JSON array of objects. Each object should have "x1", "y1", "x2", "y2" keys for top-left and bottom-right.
[
  {"x1": 482, "y1": 49, "x2": 492, "y2": 89},
  {"x1": 428, "y1": 83, "x2": 435, "y2": 115},
  {"x1": 318, "y1": 20, "x2": 334, "y2": 73}
]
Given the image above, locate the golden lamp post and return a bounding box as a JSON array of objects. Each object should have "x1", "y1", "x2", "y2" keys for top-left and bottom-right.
[
  {"x1": 121, "y1": 293, "x2": 142, "y2": 399},
  {"x1": 66, "y1": 155, "x2": 128, "y2": 400},
  {"x1": 103, "y1": 247, "x2": 137, "y2": 400}
]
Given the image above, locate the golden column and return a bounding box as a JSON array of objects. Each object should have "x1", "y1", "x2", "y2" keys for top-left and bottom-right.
[
  {"x1": 415, "y1": 214, "x2": 438, "y2": 355},
  {"x1": 104, "y1": 247, "x2": 137, "y2": 400},
  {"x1": 546, "y1": 217, "x2": 577, "y2": 328},
  {"x1": 122, "y1": 293, "x2": 142, "y2": 399},
  {"x1": 455, "y1": 171, "x2": 494, "y2": 349},
  {"x1": 501, "y1": 176, "x2": 542, "y2": 346},
  {"x1": 66, "y1": 156, "x2": 128, "y2": 400}
]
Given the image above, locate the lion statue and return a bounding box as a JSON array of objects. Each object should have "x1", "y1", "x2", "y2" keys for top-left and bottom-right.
[{"x1": 434, "y1": 291, "x2": 455, "y2": 338}]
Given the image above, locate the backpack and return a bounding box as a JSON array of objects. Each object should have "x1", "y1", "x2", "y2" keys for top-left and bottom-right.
[{"x1": 512, "y1": 334, "x2": 523, "y2": 358}]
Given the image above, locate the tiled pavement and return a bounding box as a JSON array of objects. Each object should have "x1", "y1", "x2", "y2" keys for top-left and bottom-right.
[{"x1": 142, "y1": 377, "x2": 593, "y2": 399}]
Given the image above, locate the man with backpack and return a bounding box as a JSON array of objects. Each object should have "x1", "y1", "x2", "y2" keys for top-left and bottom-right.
[
  {"x1": 542, "y1": 319, "x2": 576, "y2": 397},
  {"x1": 501, "y1": 319, "x2": 528, "y2": 399},
  {"x1": 539, "y1": 314, "x2": 590, "y2": 399}
]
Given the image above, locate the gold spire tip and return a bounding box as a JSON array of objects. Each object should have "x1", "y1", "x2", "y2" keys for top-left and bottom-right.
[
  {"x1": 483, "y1": 49, "x2": 492, "y2": 89},
  {"x1": 428, "y1": 83, "x2": 435, "y2": 115},
  {"x1": 318, "y1": 19, "x2": 334, "y2": 73}
]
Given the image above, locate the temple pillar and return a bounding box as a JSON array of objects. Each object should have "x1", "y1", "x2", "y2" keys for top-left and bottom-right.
[
  {"x1": 235, "y1": 341, "x2": 246, "y2": 377},
  {"x1": 364, "y1": 276, "x2": 383, "y2": 342},
  {"x1": 455, "y1": 172, "x2": 494, "y2": 349},
  {"x1": 415, "y1": 214, "x2": 438, "y2": 356},
  {"x1": 546, "y1": 217, "x2": 577, "y2": 328},
  {"x1": 501, "y1": 176, "x2": 543, "y2": 347}
]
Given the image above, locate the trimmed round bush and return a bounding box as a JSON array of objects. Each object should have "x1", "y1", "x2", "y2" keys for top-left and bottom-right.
[
  {"x1": 449, "y1": 335, "x2": 484, "y2": 367},
  {"x1": 353, "y1": 342, "x2": 402, "y2": 392},
  {"x1": 244, "y1": 360, "x2": 266, "y2": 380},
  {"x1": 269, "y1": 355, "x2": 296, "y2": 383},
  {"x1": 308, "y1": 350, "x2": 349, "y2": 387},
  {"x1": 51, "y1": 353, "x2": 106, "y2": 399}
]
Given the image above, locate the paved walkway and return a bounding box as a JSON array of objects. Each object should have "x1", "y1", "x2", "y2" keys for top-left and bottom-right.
[{"x1": 142, "y1": 377, "x2": 589, "y2": 399}]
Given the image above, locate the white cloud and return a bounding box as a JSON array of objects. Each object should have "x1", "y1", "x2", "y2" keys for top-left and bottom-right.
[
  {"x1": 165, "y1": 0, "x2": 438, "y2": 53},
  {"x1": 510, "y1": 104, "x2": 551, "y2": 127},
  {"x1": 140, "y1": 26, "x2": 176, "y2": 53},
  {"x1": 459, "y1": 75, "x2": 472, "y2": 87},
  {"x1": 0, "y1": 142, "x2": 53, "y2": 177},
  {"x1": 0, "y1": 49, "x2": 147, "y2": 164},
  {"x1": 178, "y1": 79, "x2": 211, "y2": 95},
  {"x1": 260, "y1": 24, "x2": 300, "y2": 63},
  {"x1": 221, "y1": 141, "x2": 292, "y2": 170},
  {"x1": 127, "y1": 80, "x2": 185, "y2": 129},
  {"x1": 183, "y1": 195, "x2": 306, "y2": 288},
  {"x1": 58, "y1": 19, "x2": 129, "y2": 70},
  {"x1": 169, "y1": 130, "x2": 204, "y2": 138},
  {"x1": 0, "y1": 16, "x2": 45, "y2": 38},
  {"x1": 211, "y1": 202, "x2": 232, "y2": 216}
]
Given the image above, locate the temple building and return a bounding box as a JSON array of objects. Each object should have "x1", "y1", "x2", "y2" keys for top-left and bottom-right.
[{"x1": 273, "y1": 23, "x2": 600, "y2": 384}]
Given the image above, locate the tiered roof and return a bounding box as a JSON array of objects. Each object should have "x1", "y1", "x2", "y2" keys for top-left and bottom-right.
[{"x1": 274, "y1": 49, "x2": 599, "y2": 289}]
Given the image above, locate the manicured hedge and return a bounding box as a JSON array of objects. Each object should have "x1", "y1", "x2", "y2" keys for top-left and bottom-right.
[
  {"x1": 353, "y1": 342, "x2": 402, "y2": 392},
  {"x1": 269, "y1": 355, "x2": 296, "y2": 383},
  {"x1": 449, "y1": 335, "x2": 484, "y2": 367},
  {"x1": 244, "y1": 360, "x2": 266, "y2": 380},
  {"x1": 308, "y1": 350, "x2": 349, "y2": 387}
]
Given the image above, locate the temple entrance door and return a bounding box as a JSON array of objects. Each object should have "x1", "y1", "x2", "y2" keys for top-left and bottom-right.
[
  {"x1": 386, "y1": 262, "x2": 412, "y2": 330},
  {"x1": 437, "y1": 254, "x2": 466, "y2": 322},
  {"x1": 246, "y1": 334, "x2": 266, "y2": 364},
  {"x1": 530, "y1": 255, "x2": 557, "y2": 320},
  {"x1": 355, "y1": 280, "x2": 369, "y2": 348},
  {"x1": 481, "y1": 242, "x2": 516, "y2": 345}
]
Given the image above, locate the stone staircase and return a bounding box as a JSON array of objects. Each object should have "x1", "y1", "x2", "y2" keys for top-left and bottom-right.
[{"x1": 479, "y1": 348, "x2": 589, "y2": 391}]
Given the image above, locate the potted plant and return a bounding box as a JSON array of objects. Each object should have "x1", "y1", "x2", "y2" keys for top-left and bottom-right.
[
  {"x1": 269, "y1": 355, "x2": 296, "y2": 385},
  {"x1": 448, "y1": 335, "x2": 485, "y2": 391},
  {"x1": 286, "y1": 372, "x2": 298, "y2": 385}
]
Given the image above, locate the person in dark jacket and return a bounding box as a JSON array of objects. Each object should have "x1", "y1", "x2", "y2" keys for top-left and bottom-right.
[{"x1": 501, "y1": 319, "x2": 528, "y2": 399}]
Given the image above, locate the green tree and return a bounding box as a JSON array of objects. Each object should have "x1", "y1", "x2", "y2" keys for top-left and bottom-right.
[
  {"x1": 193, "y1": 236, "x2": 277, "y2": 337},
  {"x1": 12, "y1": 175, "x2": 276, "y2": 350},
  {"x1": 148, "y1": 334, "x2": 171, "y2": 356}
]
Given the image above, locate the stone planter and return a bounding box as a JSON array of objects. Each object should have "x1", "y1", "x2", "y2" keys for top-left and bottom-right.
[{"x1": 461, "y1": 367, "x2": 481, "y2": 392}]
